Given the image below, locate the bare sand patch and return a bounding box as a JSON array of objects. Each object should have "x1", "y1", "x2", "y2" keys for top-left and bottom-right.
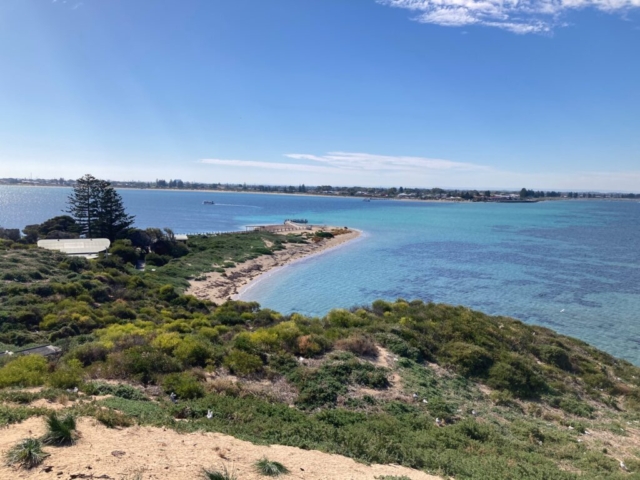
[{"x1": 0, "y1": 417, "x2": 442, "y2": 480}]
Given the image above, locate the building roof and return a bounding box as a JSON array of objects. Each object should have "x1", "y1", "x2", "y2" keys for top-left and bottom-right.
[
  {"x1": 0, "y1": 345, "x2": 62, "y2": 358},
  {"x1": 37, "y1": 238, "x2": 111, "y2": 255}
]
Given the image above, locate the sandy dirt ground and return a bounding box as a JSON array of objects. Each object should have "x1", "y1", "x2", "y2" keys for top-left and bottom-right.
[
  {"x1": 187, "y1": 227, "x2": 361, "y2": 304},
  {"x1": 0, "y1": 417, "x2": 442, "y2": 480}
]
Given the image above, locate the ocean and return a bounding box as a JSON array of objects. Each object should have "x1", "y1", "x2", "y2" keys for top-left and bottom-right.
[{"x1": 1, "y1": 185, "x2": 639, "y2": 364}]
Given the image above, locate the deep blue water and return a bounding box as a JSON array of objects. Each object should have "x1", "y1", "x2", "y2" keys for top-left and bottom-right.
[{"x1": 1, "y1": 186, "x2": 639, "y2": 363}]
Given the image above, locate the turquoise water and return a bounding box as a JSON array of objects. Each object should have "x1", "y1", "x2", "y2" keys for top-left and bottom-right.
[{"x1": 2, "y1": 186, "x2": 639, "y2": 363}]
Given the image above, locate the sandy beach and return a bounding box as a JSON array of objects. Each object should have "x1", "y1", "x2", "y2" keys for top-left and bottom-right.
[{"x1": 187, "y1": 226, "x2": 361, "y2": 305}]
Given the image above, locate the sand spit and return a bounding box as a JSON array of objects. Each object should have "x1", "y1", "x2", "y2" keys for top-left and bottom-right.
[
  {"x1": 0, "y1": 417, "x2": 441, "y2": 480},
  {"x1": 187, "y1": 227, "x2": 361, "y2": 305}
]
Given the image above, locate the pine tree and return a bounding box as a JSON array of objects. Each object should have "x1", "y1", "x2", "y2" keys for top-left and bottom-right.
[
  {"x1": 67, "y1": 174, "x2": 101, "y2": 238},
  {"x1": 95, "y1": 180, "x2": 134, "y2": 241},
  {"x1": 68, "y1": 174, "x2": 134, "y2": 241}
]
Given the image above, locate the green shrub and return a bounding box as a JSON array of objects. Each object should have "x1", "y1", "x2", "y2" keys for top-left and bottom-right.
[
  {"x1": 107, "y1": 346, "x2": 182, "y2": 384},
  {"x1": 539, "y1": 345, "x2": 573, "y2": 372},
  {"x1": 223, "y1": 350, "x2": 263, "y2": 376},
  {"x1": 83, "y1": 382, "x2": 148, "y2": 401},
  {"x1": 42, "y1": 412, "x2": 77, "y2": 446},
  {"x1": 4, "y1": 438, "x2": 48, "y2": 469},
  {"x1": 487, "y1": 355, "x2": 547, "y2": 399},
  {"x1": 335, "y1": 334, "x2": 378, "y2": 358},
  {"x1": 255, "y1": 457, "x2": 289, "y2": 476},
  {"x1": 48, "y1": 359, "x2": 84, "y2": 389},
  {"x1": 0, "y1": 355, "x2": 48, "y2": 388},
  {"x1": 173, "y1": 336, "x2": 213, "y2": 367},
  {"x1": 558, "y1": 397, "x2": 594, "y2": 418},
  {"x1": 162, "y1": 372, "x2": 205, "y2": 399},
  {"x1": 443, "y1": 342, "x2": 493, "y2": 376},
  {"x1": 95, "y1": 409, "x2": 134, "y2": 428},
  {"x1": 69, "y1": 342, "x2": 109, "y2": 366}
]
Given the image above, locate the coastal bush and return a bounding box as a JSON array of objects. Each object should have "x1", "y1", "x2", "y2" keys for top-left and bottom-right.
[
  {"x1": 539, "y1": 345, "x2": 573, "y2": 372},
  {"x1": 83, "y1": 382, "x2": 147, "y2": 400},
  {"x1": 173, "y1": 336, "x2": 214, "y2": 367},
  {"x1": 487, "y1": 355, "x2": 547, "y2": 399},
  {"x1": 4, "y1": 438, "x2": 48, "y2": 469},
  {"x1": 106, "y1": 346, "x2": 182, "y2": 384},
  {"x1": 162, "y1": 372, "x2": 205, "y2": 399},
  {"x1": 48, "y1": 359, "x2": 84, "y2": 389},
  {"x1": 95, "y1": 408, "x2": 134, "y2": 428},
  {"x1": 442, "y1": 341, "x2": 494, "y2": 377},
  {"x1": 223, "y1": 349, "x2": 263, "y2": 376},
  {"x1": 335, "y1": 334, "x2": 378, "y2": 358},
  {"x1": 69, "y1": 341, "x2": 109, "y2": 366},
  {"x1": 0, "y1": 355, "x2": 48, "y2": 388}
]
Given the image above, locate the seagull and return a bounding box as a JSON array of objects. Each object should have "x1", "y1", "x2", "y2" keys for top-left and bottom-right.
[
  {"x1": 206, "y1": 410, "x2": 213, "y2": 419},
  {"x1": 422, "y1": 399, "x2": 428, "y2": 404},
  {"x1": 620, "y1": 461, "x2": 627, "y2": 471},
  {"x1": 73, "y1": 387, "x2": 78, "y2": 393},
  {"x1": 412, "y1": 393, "x2": 418, "y2": 399},
  {"x1": 471, "y1": 410, "x2": 477, "y2": 416},
  {"x1": 435, "y1": 418, "x2": 442, "y2": 426},
  {"x1": 170, "y1": 392, "x2": 177, "y2": 404}
]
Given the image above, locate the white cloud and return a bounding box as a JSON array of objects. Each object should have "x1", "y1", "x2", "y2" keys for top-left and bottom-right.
[
  {"x1": 378, "y1": 0, "x2": 640, "y2": 33},
  {"x1": 284, "y1": 151, "x2": 490, "y2": 172}
]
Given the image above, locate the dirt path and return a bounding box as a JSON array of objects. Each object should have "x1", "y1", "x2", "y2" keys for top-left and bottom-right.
[{"x1": 0, "y1": 417, "x2": 442, "y2": 480}]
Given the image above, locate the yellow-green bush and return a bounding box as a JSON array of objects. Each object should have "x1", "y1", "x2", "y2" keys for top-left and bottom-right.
[
  {"x1": 173, "y1": 336, "x2": 213, "y2": 367},
  {"x1": 152, "y1": 332, "x2": 182, "y2": 354},
  {"x1": 48, "y1": 359, "x2": 84, "y2": 389},
  {"x1": 223, "y1": 349, "x2": 263, "y2": 376},
  {"x1": 0, "y1": 355, "x2": 48, "y2": 388}
]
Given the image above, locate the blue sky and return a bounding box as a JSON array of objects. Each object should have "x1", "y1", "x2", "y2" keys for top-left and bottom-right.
[{"x1": 0, "y1": 0, "x2": 639, "y2": 190}]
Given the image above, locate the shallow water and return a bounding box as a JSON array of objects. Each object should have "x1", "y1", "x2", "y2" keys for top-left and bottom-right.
[{"x1": 2, "y1": 186, "x2": 639, "y2": 363}]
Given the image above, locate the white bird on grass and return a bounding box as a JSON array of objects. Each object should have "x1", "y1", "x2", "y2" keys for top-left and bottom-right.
[
  {"x1": 206, "y1": 410, "x2": 213, "y2": 419},
  {"x1": 620, "y1": 461, "x2": 627, "y2": 471}
]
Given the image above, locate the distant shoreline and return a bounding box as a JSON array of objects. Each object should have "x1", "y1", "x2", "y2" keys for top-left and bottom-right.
[
  {"x1": 187, "y1": 227, "x2": 362, "y2": 305},
  {"x1": 3, "y1": 183, "x2": 636, "y2": 203}
]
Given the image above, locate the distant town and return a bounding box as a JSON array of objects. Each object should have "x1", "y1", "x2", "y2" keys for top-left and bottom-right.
[{"x1": 1, "y1": 177, "x2": 638, "y2": 201}]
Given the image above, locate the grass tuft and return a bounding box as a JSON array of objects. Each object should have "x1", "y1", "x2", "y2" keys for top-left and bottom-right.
[
  {"x1": 4, "y1": 437, "x2": 49, "y2": 469},
  {"x1": 42, "y1": 412, "x2": 77, "y2": 446},
  {"x1": 255, "y1": 457, "x2": 289, "y2": 477},
  {"x1": 203, "y1": 464, "x2": 237, "y2": 480}
]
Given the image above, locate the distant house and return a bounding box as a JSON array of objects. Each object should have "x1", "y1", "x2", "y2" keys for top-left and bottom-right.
[
  {"x1": 0, "y1": 345, "x2": 62, "y2": 358},
  {"x1": 37, "y1": 238, "x2": 111, "y2": 259},
  {"x1": 174, "y1": 234, "x2": 188, "y2": 243}
]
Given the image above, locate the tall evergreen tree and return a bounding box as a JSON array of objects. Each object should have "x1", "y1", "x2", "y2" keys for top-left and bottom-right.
[
  {"x1": 67, "y1": 174, "x2": 134, "y2": 241},
  {"x1": 67, "y1": 174, "x2": 101, "y2": 238},
  {"x1": 95, "y1": 180, "x2": 135, "y2": 241}
]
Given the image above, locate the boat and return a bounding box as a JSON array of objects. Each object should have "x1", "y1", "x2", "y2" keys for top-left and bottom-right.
[{"x1": 203, "y1": 201, "x2": 215, "y2": 205}]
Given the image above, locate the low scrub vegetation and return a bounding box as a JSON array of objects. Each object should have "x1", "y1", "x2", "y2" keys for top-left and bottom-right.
[{"x1": 2, "y1": 236, "x2": 640, "y2": 479}]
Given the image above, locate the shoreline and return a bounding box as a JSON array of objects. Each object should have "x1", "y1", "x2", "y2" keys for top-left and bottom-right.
[
  {"x1": 187, "y1": 227, "x2": 362, "y2": 305},
  {"x1": 4, "y1": 184, "x2": 634, "y2": 203},
  {"x1": 234, "y1": 228, "x2": 366, "y2": 301}
]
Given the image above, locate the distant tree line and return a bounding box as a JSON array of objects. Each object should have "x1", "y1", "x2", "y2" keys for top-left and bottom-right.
[{"x1": 1, "y1": 176, "x2": 638, "y2": 200}]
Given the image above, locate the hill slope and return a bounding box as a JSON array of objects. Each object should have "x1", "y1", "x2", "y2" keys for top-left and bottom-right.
[{"x1": 1, "y1": 236, "x2": 640, "y2": 479}]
